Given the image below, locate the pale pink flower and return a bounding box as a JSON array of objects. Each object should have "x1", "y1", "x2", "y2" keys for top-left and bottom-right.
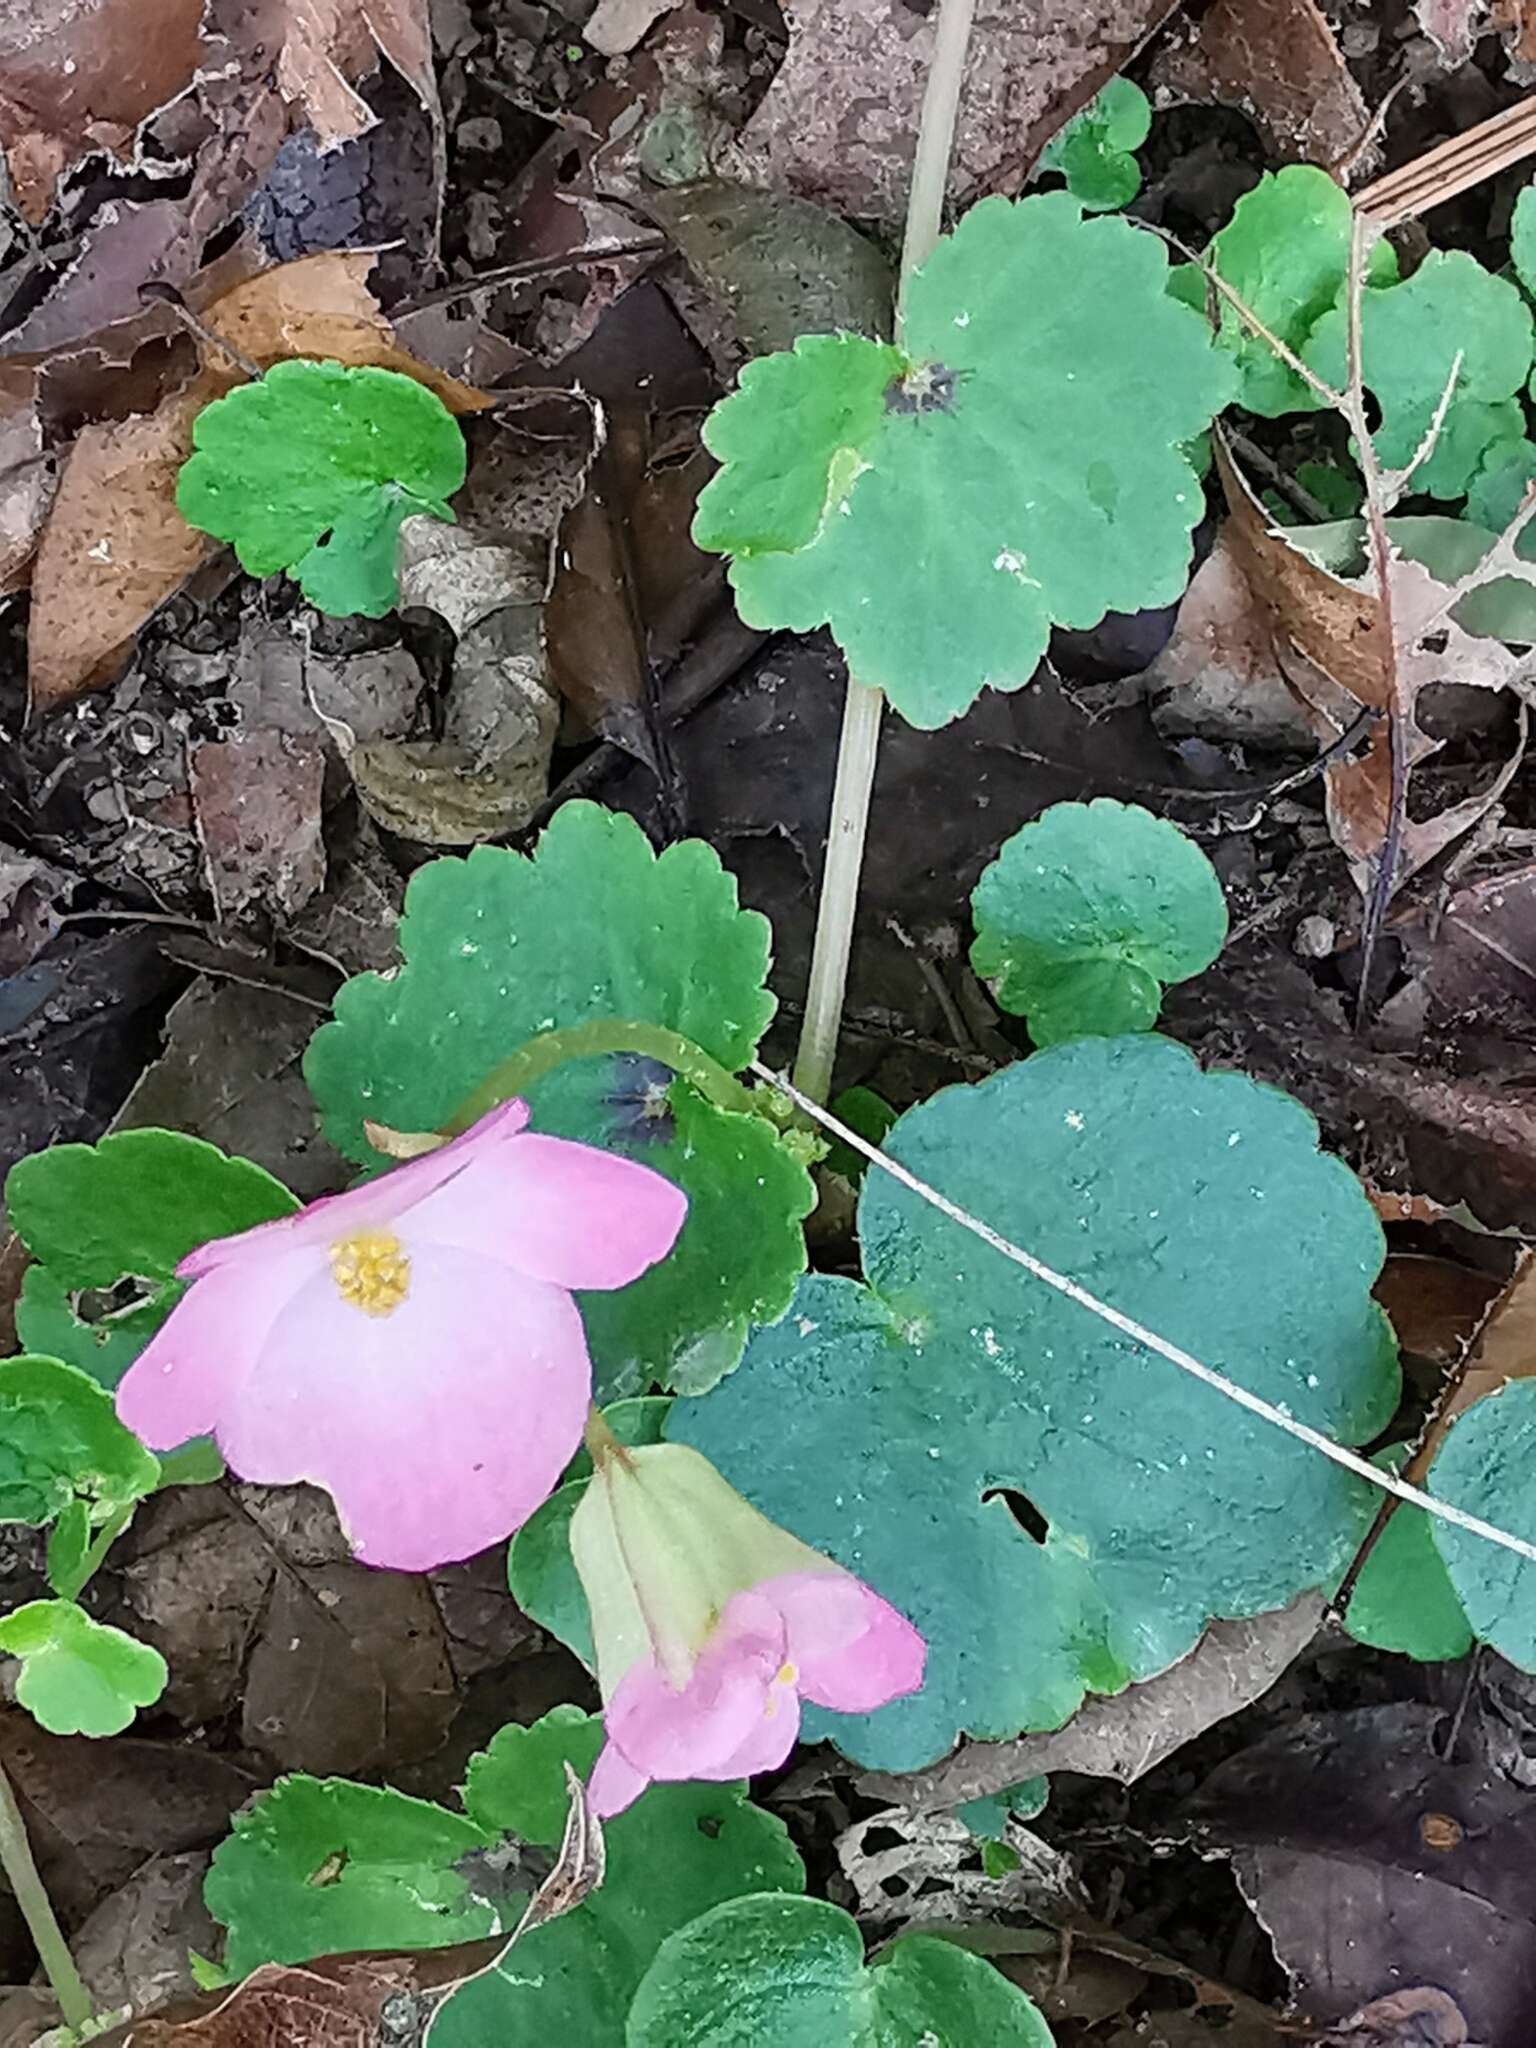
[
  {"x1": 571, "y1": 1439, "x2": 925, "y2": 1817},
  {"x1": 116, "y1": 1103, "x2": 687, "y2": 1571}
]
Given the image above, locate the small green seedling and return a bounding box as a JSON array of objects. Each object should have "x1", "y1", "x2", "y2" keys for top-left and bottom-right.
[
  {"x1": 177, "y1": 359, "x2": 466, "y2": 618},
  {"x1": 1038, "y1": 78, "x2": 1151, "y2": 212},
  {"x1": 970, "y1": 798, "x2": 1229, "y2": 1044},
  {"x1": 0, "y1": 1599, "x2": 166, "y2": 1738}
]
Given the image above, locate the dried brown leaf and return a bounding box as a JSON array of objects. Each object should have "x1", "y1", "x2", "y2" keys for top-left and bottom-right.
[
  {"x1": 0, "y1": 366, "x2": 51, "y2": 595},
  {"x1": 213, "y1": 0, "x2": 435, "y2": 150},
  {"x1": 729, "y1": 0, "x2": 1180, "y2": 226},
  {"x1": 0, "y1": 0, "x2": 206, "y2": 221},
  {"x1": 1316, "y1": 1988, "x2": 1468, "y2": 2047},
  {"x1": 189, "y1": 730, "x2": 328, "y2": 920},
  {"x1": 1413, "y1": 0, "x2": 1486, "y2": 64},
  {"x1": 1151, "y1": 0, "x2": 1373, "y2": 174},
  {"x1": 1403, "y1": 1248, "x2": 1536, "y2": 1484}
]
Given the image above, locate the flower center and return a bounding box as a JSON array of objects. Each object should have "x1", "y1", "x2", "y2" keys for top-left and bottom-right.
[
  {"x1": 775, "y1": 1662, "x2": 798, "y2": 1687},
  {"x1": 764, "y1": 1660, "x2": 798, "y2": 1717},
  {"x1": 330, "y1": 1229, "x2": 411, "y2": 1317}
]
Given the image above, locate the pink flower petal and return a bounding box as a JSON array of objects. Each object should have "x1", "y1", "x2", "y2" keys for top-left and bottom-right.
[
  {"x1": 407, "y1": 1132, "x2": 688, "y2": 1291},
  {"x1": 115, "y1": 1246, "x2": 315, "y2": 1448},
  {"x1": 215, "y1": 1247, "x2": 590, "y2": 1570},
  {"x1": 179, "y1": 1102, "x2": 533, "y2": 1279},
  {"x1": 602, "y1": 1590, "x2": 797, "y2": 1788},
  {"x1": 588, "y1": 1741, "x2": 651, "y2": 1820},
  {"x1": 765, "y1": 1570, "x2": 927, "y2": 1714}
]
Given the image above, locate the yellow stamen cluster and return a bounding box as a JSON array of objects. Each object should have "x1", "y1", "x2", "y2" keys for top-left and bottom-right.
[{"x1": 329, "y1": 1229, "x2": 411, "y2": 1317}]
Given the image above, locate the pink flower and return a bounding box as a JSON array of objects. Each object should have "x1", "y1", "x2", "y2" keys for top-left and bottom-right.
[
  {"x1": 116, "y1": 1103, "x2": 687, "y2": 1572},
  {"x1": 570, "y1": 1439, "x2": 925, "y2": 1817}
]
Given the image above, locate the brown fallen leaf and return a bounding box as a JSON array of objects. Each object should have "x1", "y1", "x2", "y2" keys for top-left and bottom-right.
[
  {"x1": 1420, "y1": 860, "x2": 1536, "y2": 1040},
  {"x1": 1316, "y1": 1988, "x2": 1468, "y2": 2047},
  {"x1": 1403, "y1": 1248, "x2": 1536, "y2": 1483},
  {"x1": 0, "y1": 366, "x2": 51, "y2": 594},
  {"x1": 0, "y1": 0, "x2": 206, "y2": 221},
  {"x1": 1150, "y1": 0, "x2": 1375, "y2": 176},
  {"x1": 727, "y1": 0, "x2": 1182, "y2": 226},
  {"x1": 1495, "y1": 0, "x2": 1536, "y2": 59},
  {"x1": 26, "y1": 252, "x2": 492, "y2": 713},
  {"x1": 210, "y1": 0, "x2": 435, "y2": 150},
  {"x1": 1373, "y1": 1254, "x2": 1502, "y2": 1370},
  {"x1": 1413, "y1": 0, "x2": 1485, "y2": 64},
  {"x1": 189, "y1": 730, "x2": 328, "y2": 920}
]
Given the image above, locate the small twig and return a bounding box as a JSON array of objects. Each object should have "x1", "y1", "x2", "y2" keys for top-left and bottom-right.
[
  {"x1": 1224, "y1": 429, "x2": 1336, "y2": 524},
  {"x1": 396, "y1": 239, "x2": 665, "y2": 316},
  {"x1": 1381, "y1": 350, "x2": 1463, "y2": 506},
  {"x1": 0, "y1": 1764, "x2": 92, "y2": 2035},
  {"x1": 753, "y1": 1062, "x2": 1536, "y2": 1570},
  {"x1": 1142, "y1": 221, "x2": 1344, "y2": 411},
  {"x1": 138, "y1": 282, "x2": 264, "y2": 382}
]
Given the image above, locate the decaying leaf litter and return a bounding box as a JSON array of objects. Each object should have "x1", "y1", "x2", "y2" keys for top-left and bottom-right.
[{"x1": 7, "y1": 0, "x2": 1536, "y2": 2040}]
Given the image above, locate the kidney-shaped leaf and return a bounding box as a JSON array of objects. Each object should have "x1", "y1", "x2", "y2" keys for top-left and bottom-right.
[
  {"x1": 671, "y1": 1036, "x2": 1398, "y2": 1770},
  {"x1": 304, "y1": 802, "x2": 810, "y2": 1394},
  {"x1": 178, "y1": 360, "x2": 467, "y2": 618},
  {"x1": 970, "y1": 799, "x2": 1228, "y2": 1043},
  {"x1": 1428, "y1": 1378, "x2": 1536, "y2": 1669},
  {"x1": 627, "y1": 1895, "x2": 1054, "y2": 2047},
  {"x1": 0, "y1": 1599, "x2": 166, "y2": 1737},
  {"x1": 694, "y1": 193, "x2": 1235, "y2": 728},
  {"x1": 0, "y1": 1355, "x2": 161, "y2": 1526}
]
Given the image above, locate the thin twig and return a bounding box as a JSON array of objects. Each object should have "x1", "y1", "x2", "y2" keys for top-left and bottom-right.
[
  {"x1": 0, "y1": 1765, "x2": 92, "y2": 2034},
  {"x1": 1142, "y1": 221, "x2": 1344, "y2": 411},
  {"x1": 753, "y1": 1062, "x2": 1536, "y2": 1570}
]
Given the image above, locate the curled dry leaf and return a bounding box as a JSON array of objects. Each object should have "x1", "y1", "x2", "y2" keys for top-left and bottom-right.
[
  {"x1": 1151, "y1": 0, "x2": 1374, "y2": 174},
  {"x1": 728, "y1": 0, "x2": 1182, "y2": 225},
  {"x1": 0, "y1": 0, "x2": 206, "y2": 221},
  {"x1": 212, "y1": 0, "x2": 436, "y2": 150},
  {"x1": 26, "y1": 252, "x2": 491, "y2": 714}
]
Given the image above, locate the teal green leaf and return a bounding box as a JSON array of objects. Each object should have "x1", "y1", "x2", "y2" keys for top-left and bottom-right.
[
  {"x1": 694, "y1": 335, "x2": 904, "y2": 554},
  {"x1": 15, "y1": 1266, "x2": 170, "y2": 1393},
  {"x1": 1168, "y1": 166, "x2": 1395, "y2": 417},
  {"x1": 1303, "y1": 251, "x2": 1534, "y2": 497},
  {"x1": 955, "y1": 1776, "x2": 1049, "y2": 1841},
  {"x1": 205, "y1": 1776, "x2": 496, "y2": 1978},
  {"x1": 694, "y1": 194, "x2": 1235, "y2": 729},
  {"x1": 1343, "y1": 1448, "x2": 1473, "y2": 1663},
  {"x1": 177, "y1": 360, "x2": 466, "y2": 619},
  {"x1": 1429, "y1": 1378, "x2": 1536, "y2": 1667},
  {"x1": 1466, "y1": 435, "x2": 1536, "y2": 539},
  {"x1": 825, "y1": 1086, "x2": 899, "y2": 1184},
  {"x1": 1513, "y1": 180, "x2": 1536, "y2": 300},
  {"x1": 303, "y1": 803, "x2": 807, "y2": 1393},
  {"x1": 626, "y1": 1895, "x2": 1054, "y2": 2047},
  {"x1": 671, "y1": 1036, "x2": 1398, "y2": 1769},
  {"x1": 509, "y1": 1399, "x2": 672, "y2": 1667},
  {"x1": 0, "y1": 1355, "x2": 160, "y2": 1526},
  {"x1": 463, "y1": 1704, "x2": 603, "y2": 1844},
  {"x1": 970, "y1": 799, "x2": 1228, "y2": 1043},
  {"x1": 6, "y1": 1129, "x2": 298, "y2": 1290},
  {"x1": 426, "y1": 1711, "x2": 804, "y2": 2048},
  {"x1": 1039, "y1": 78, "x2": 1150, "y2": 212},
  {"x1": 0, "y1": 1600, "x2": 166, "y2": 1737}
]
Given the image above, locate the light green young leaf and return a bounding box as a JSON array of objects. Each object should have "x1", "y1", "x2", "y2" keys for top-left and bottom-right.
[
  {"x1": 0, "y1": 1355, "x2": 160, "y2": 1526},
  {"x1": 304, "y1": 803, "x2": 810, "y2": 1394},
  {"x1": 1039, "y1": 77, "x2": 1150, "y2": 212},
  {"x1": 6, "y1": 1130, "x2": 298, "y2": 1291},
  {"x1": 1342, "y1": 1449, "x2": 1473, "y2": 1663},
  {"x1": 694, "y1": 193, "x2": 1235, "y2": 728},
  {"x1": 427, "y1": 1710, "x2": 804, "y2": 2048},
  {"x1": 970, "y1": 799, "x2": 1228, "y2": 1043},
  {"x1": 1303, "y1": 251, "x2": 1534, "y2": 497},
  {"x1": 462, "y1": 1703, "x2": 603, "y2": 1844},
  {"x1": 1429, "y1": 1379, "x2": 1536, "y2": 1667},
  {"x1": 1512, "y1": 180, "x2": 1536, "y2": 301},
  {"x1": 177, "y1": 360, "x2": 466, "y2": 618},
  {"x1": 955, "y1": 1776, "x2": 1049, "y2": 1842},
  {"x1": 205, "y1": 1776, "x2": 497, "y2": 1978},
  {"x1": 0, "y1": 1600, "x2": 166, "y2": 1736},
  {"x1": 1167, "y1": 166, "x2": 1395, "y2": 417},
  {"x1": 1466, "y1": 435, "x2": 1536, "y2": 540},
  {"x1": 671, "y1": 1037, "x2": 1398, "y2": 1770},
  {"x1": 626, "y1": 1895, "x2": 1054, "y2": 2047}
]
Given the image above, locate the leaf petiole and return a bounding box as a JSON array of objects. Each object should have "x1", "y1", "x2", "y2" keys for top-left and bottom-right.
[
  {"x1": 444, "y1": 1018, "x2": 757, "y2": 1132},
  {"x1": 0, "y1": 1763, "x2": 92, "y2": 2036}
]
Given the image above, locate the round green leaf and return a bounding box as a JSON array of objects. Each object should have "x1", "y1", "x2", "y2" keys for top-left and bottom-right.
[
  {"x1": 694, "y1": 194, "x2": 1235, "y2": 729},
  {"x1": 970, "y1": 799, "x2": 1228, "y2": 1043},
  {"x1": 626, "y1": 1895, "x2": 1054, "y2": 2047},
  {"x1": 1429, "y1": 1378, "x2": 1536, "y2": 1667},
  {"x1": 177, "y1": 360, "x2": 466, "y2": 619},
  {"x1": 1304, "y1": 251, "x2": 1534, "y2": 497},
  {"x1": 304, "y1": 803, "x2": 806, "y2": 1393},
  {"x1": 1343, "y1": 1449, "x2": 1473, "y2": 1663},
  {"x1": 6, "y1": 1130, "x2": 298, "y2": 1291},
  {"x1": 15, "y1": 1266, "x2": 170, "y2": 1394},
  {"x1": 428, "y1": 1711, "x2": 804, "y2": 2048},
  {"x1": 205, "y1": 1776, "x2": 496, "y2": 1978},
  {"x1": 1512, "y1": 180, "x2": 1536, "y2": 302},
  {"x1": 0, "y1": 1600, "x2": 166, "y2": 1737},
  {"x1": 0, "y1": 1355, "x2": 160, "y2": 1526},
  {"x1": 463, "y1": 1703, "x2": 603, "y2": 1844},
  {"x1": 1040, "y1": 78, "x2": 1150, "y2": 212},
  {"x1": 672, "y1": 1036, "x2": 1398, "y2": 1770},
  {"x1": 1168, "y1": 166, "x2": 1395, "y2": 418}
]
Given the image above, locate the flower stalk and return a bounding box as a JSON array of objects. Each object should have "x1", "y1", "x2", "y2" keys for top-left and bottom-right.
[
  {"x1": 0, "y1": 1763, "x2": 91, "y2": 2035},
  {"x1": 447, "y1": 1018, "x2": 755, "y2": 1131},
  {"x1": 791, "y1": 0, "x2": 980, "y2": 1103}
]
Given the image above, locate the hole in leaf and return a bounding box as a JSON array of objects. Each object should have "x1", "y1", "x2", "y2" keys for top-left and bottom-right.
[{"x1": 982, "y1": 1487, "x2": 1049, "y2": 1545}]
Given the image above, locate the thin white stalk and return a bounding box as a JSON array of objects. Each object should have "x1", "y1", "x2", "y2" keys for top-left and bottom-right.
[{"x1": 790, "y1": 0, "x2": 978, "y2": 1104}]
